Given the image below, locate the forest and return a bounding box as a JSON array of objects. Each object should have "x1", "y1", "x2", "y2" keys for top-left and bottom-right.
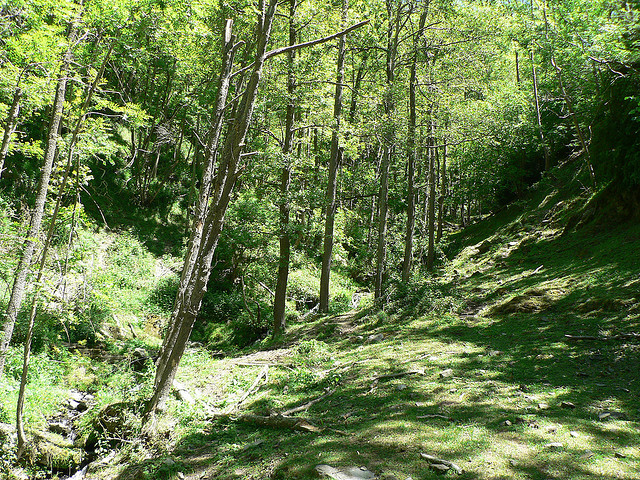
[{"x1": 0, "y1": 0, "x2": 639, "y2": 479}]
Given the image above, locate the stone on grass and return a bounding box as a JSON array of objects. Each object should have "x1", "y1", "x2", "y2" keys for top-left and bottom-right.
[
  {"x1": 560, "y1": 401, "x2": 576, "y2": 409},
  {"x1": 439, "y1": 369, "x2": 454, "y2": 378},
  {"x1": 544, "y1": 442, "x2": 563, "y2": 450},
  {"x1": 316, "y1": 464, "x2": 376, "y2": 480},
  {"x1": 366, "y1": 334, "x2": 385, "y2": 344}
]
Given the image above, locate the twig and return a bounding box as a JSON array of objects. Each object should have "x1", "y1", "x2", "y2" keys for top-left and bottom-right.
[{"x1": 373, "y1": 369, "x2": 425, "y2": 381}]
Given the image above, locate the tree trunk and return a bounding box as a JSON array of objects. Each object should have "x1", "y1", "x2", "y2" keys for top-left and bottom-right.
[
  {"x1": 531, "y1": 49, "x2": 550, "y2": 171},
  {"x1": 143, "y1": 16, "x2": 246, "y2": 429},
  {"x1": 426, "y1": 117, "x2": 436, "y2": 271},
  {"x1": 436, "y1": 141, "x2": 446, "y2": 242},
  {"x1": 0, "y1": 85, "x2": 22, "y2": 180},
  {"x1": 402, "y1": 7, "x2": 428, "y2": 284},
  {"x1": 0, "y1": 26, "x2": 77, "y2": 376},
  {"x1": 273, "y1": 0, "x2": 297, "y2": 334},
  {"x1": 319, "y1": 0, "x2": 348, "y2": 313},
  {"x1": 143, "y1": 5, "x2": 366, "y2": 429},
  {"x1": 375, "y1": 145, "x2": 390, "y2": 299}
]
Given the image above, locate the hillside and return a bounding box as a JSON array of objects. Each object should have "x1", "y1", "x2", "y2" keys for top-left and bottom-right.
[{"x1": 2, "y1": 169, "x2": 638, "y2": 480}]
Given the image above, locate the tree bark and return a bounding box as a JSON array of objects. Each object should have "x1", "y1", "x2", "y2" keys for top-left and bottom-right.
[
  {"x1": 273, "y1": 0, "x2": 297, "y2": 334},
  {"x1": 402, "y1": 7, "x2": 429, "y2": 284},
  {"x1": 319, "y1": 0, "x2": 348, "y2": 313},
  {"x1": 143, "y1": 15, "x2": 246, "y2": 429},
  {"x1": 530, "y1": 49, "x2": 550, "y2": 171},
  {"x1": 426, "y1": 117, "x2": 436, "y2": 271},
  {"x1": 0, "y1": 26, "x2": 77, "y2": 376},
  {"x1": 0, "y1": 85, "x2": 22, "y2": 180}
]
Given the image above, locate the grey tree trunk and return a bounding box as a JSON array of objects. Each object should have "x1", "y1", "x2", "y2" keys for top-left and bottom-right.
[
  {"x1": 531, "y1": 49, "x2": 550, "y2": 171},
  {"x1": 0, "y1": 85, "x2": 22, "y2": 180},
  {"x1": 436, "y1": 141, "x2": 446, "y2": 242},
  {"x1": 319, "y1": 0, "x2": 348, "y2": 313},
  {"x1": 273, "y1": 0, "x2": 297, "y2": 334},
  {"x1": 402, "y1": 7, "x2": 429, "y2": 284},
  {"x1": 0, "y1": 27, "x2": 77, "y2": 376},
  {"x1": 426, "y1": 118, "x2": 437, "y2": 271}
]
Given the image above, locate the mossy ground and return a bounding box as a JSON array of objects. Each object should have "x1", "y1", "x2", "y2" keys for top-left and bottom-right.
[
  {"x1": 91, "y1": 182, "x2": 639, "y2": 480},
  {"x1": 1, "y1": 176, "x2": 638, "y2": 480}
]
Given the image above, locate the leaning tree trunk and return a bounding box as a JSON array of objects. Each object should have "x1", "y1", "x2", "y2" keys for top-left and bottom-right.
[
  {"x1": 0, "y1": 26, "x2": 77, "y2": 376},
  {"x1": 273, "y1": 0, "x2": 297, "y2": 335},
  {"x1": 143, "y1": 5, "x2": 367, "y2": 430},
  {"x1": 142, "y1": 15, "x2": 248, "y2": 429},
  {"x1": 0, "y1": 85, "x2": 22, "y2": 180},
  {"x1": 319, "y1": 0, "x2": 348, "y2": 313}
]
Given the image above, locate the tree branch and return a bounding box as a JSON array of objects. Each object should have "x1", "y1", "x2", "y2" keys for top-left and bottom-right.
[{"x1": 265, "y1": 20, "x2": 369, "y2": 60}]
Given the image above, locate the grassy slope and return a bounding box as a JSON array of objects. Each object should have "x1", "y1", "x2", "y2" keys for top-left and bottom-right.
[{"x1": 98, "y1": 177, "x2": 640, "y2": 480}]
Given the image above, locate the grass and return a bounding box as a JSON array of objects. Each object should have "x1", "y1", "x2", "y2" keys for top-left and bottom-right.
[
  {"x1": 1, "y1": 173, "x2": 639, "y2": 480},
  {"x1": 97, "y1": 177, "x2": 640, "y2": 480}
]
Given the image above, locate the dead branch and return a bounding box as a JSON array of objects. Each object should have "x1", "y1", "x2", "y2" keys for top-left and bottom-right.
[
  {"x1": 420, "y1": 453, "x2": 463, "y2": 475},
  {"x1": 225, "y1": 365, "x2": 268, "y2": 413},
  {"x1": 282, "y1": 388, "x2": 337, "y2": 416}
]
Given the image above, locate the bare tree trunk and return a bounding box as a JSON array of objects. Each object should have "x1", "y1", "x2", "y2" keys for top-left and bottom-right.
[
  {"x1": 0, "y1": 25, "x2": 77, "y2": 376},
  {"x1": 142, "y1": 16, "x2": 245, "y2": 429},
  {"x1": 0, "y1": 86, "x2": 22, "y2": 180},
  {"x1": 273, "y1": 0, "x2": 297, "y2": 334},
  {"x1": 320, "y1": 0, "x2": 348, "y2": 313},
  {"x1": 402, "y1": 7, "x2": 428, "y2": 284},
  {"x1": 436, "y1": 141, "x2": 446, "y2": 242},
  {"x1": 375, "y1": 145, "x2": 390, "y2": 299},
  {"x1": 143, "y1": 5, "x2": 367, "y2": 429},
  {"x1": 15, "y1": 39, "x2": 112, "y2": 457},
  {"x1": 531, "y1": 49, "x2": 550, "y2": 171},
  {"x1": 426, "y1": 117, "x2": 436, "y2": 271},
  {"x1": 551, "y1": 57, "x2": 595, "y2": 186}
]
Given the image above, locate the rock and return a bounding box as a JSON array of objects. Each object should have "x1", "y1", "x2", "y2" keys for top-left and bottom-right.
[
  {"x1": 614, "y1": 452, "x2": 627, "y2": 459},
  {"x1": 439, "y1": 369, "x2": 454, "y2": 378},
  {"x1": 316, "y1": 464, "x2": 376, "y2": 480},
  {"x1": 131, "y1": 347, "x2": 151, "y2": 371},
  {"x1": 503, "y1": 420, "x2": 512, "y2": 426},
  {"x1": 570, "y1": 431, "x2": 579, "y2": 438},
  {"x1": 475, "y1": 240, "x2": 492, "y2": 254},
  {"x1": 396, "y1": 384, "x2": 408, "y2": 391},
  {"x1": 68, "y1": 390, "x2": 92, "y2": 412},
  {"x1": 544, "y1": 442, "x2": 563, "y2": 450},
  {"x1": 598, "y1": 411, "x2": 624, "y2": 421},
  {"x1": 86, "y1": 402, "x2": 134, "y2": 450},
  {"x1": 366, "y1": 334, "x2": 385, "y2": 344},
  {"x1": 537, "y1": 403, "x2": 549, "y2": 410},
  {"x1": 560, "y1": 401, "x2": 576, "y2": 409},
  {"x1": 29, "y1": 431, "x2": 83, "y2": 470},
  {"x1": 173, "y1": 381, "x2": 195, "y2": 405}
]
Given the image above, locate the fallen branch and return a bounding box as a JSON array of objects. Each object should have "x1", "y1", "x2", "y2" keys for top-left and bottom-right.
[
  {"x1": 236, "y1": 413, "x2": 322, "y2": 432},
  {"x1": 417, "y1": 414, "x2": 453, "y2": 421},
  {"x1": 373, "y1": 369, "x2": 425, "y2": 381},
  {"x1": 282, "y1": 388, "x2": 337, "y2": 416},
  {"x1": 565, "y1": 333, "x2": 639, "y2": 342},
  {"x1": 225, "y1": 365, "x2": 268, "y2": 413},
  {"x1": 420, "y1": 453, "x2": 463, "y2": 475}
]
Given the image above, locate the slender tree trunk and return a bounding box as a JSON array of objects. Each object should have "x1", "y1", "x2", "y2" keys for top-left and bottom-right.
[
  {"x1": 319, "y1": 0, "x2": 348, "y2": 313},
  {"x1": 273, "y1": 0, "x2": 297, "y2": 334},
  {"x1": 436, "y1": 141, "x2": 446, "y2": 242},
  {"x1": 551, "y1": 57, "x2": 595, "y2": 186},
  {"x1": 375, "y1": 145, "x2": 390, "y2": 299},
  {"x1": 15, "y1": 40, "x2": 112, "y2": 457},
  {"x1": 143, "y1": 16, "x2": 244, "y2": 428},
  {"x1": 374, "y1": 0, "x2": 404, "y2": 300},
  {"x1": 426, "y1": 117, "x2": 436, "y2": 271},
  {"x1": 402, "y1": 7, "x2": 428, "y2": 284},
  {"x1": 0, "y1": 26, "x2": 77, "y2": 376},
  {"x1": 0, "y1": 86, "x2": 22, "y2": 180},
  {"x1": 531, "y1": 49, "x2": 550, "y2": 171}
]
